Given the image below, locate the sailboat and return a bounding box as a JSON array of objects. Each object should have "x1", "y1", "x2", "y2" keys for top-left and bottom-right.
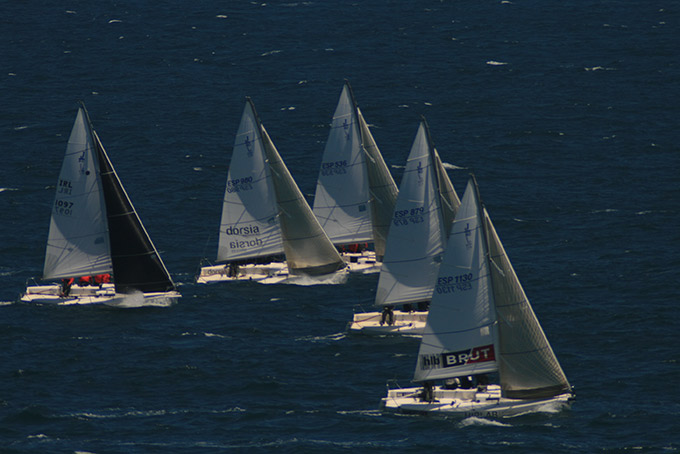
[
  {"x1": 197, "y1": 98, "x2": 348, "y2": 285},
  {"x1": 21, "y1": 104, "x2": 180, "y2": 306},
  {"x1": 381, "y1": 176, "x2": 573, "y2": 417},
  {"x1": 312, "y1": 81, "x2": 398, "y2": 273},
  {"x1": 348, "y1": 119, "x2": 460, "y2": 334}
]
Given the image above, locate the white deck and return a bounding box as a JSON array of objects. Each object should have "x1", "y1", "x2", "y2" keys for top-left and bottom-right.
[
  {"x1": 21, "y1": 283, "x2": 180, "y2": 306},
  {"x1": 341, "y1": 250, "x2": 381, "y2": 274},
  {"x1": 381, "y1": 384, "x2": 573, "y2": 418},
  {"x1": 348, "y1": 309, "x2": 427, "y2": 335}
]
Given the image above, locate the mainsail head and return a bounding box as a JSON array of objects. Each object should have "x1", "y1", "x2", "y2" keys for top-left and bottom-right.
[{"x1": 43, "y1": 106, "x2": 113, "y2": 280}]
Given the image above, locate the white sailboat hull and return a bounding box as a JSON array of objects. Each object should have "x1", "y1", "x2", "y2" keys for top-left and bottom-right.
[
  {"x1": 348, "y1": 309, "x2": 427, "y2": 335},
  {"x1": 381, "y1": 384, "x2": 573, "y2": 418},
  {"x1": 21, "y1": 283, "x2": 180, "y2": 306},
  {"x1": 341, "y1": 250, "x2": 381, "y2": 274},
  {"x1": 196, "y1": 262, "x2": 289, "y2": 284},
  {"x1": 197, "y1": 263, "x2": 349, "y2": 285}
]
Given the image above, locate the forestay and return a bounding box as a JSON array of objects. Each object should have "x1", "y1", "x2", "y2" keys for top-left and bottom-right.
[
  {"x1": 414, "y1": 179, "x2": 498, "y2": 382},
  {"x1": 313, "y1": 83, "x2": 372, "y2": 246},
  {"x1": 43, "y1": 108, "x2": 113, "y2": 280},
  {"x1": 217, "y1": 100, "x2": 283, "y2": 263}
]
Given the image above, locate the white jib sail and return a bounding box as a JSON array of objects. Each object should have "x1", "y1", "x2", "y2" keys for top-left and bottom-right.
[
  {"x1": 312, "y1": 83, "x2": 372, "y2": 246},
  {"x1": 43, "y1": 108, "x2": 112, "y2": 280},
  {"x1": 375, "y1": 121, "x2": 447, "y2": 306},
  {"x1": 358, "y1": 108, "x2": 399, "y2": 259},
  {"x1": 217, "y1": 100, "x2": 283, "y2": 262},
  {"x1": 414, "y1": 178, "x2": 498, "y2": 383}
]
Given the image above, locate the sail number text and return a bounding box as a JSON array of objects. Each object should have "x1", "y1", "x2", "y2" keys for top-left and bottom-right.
[
  {"x1": 393, "y1": 207, "x2": 424, "y2": 226},
  {"x1": 321, "y1": 160, "x2": 348, "y2": 176},
  {"x1": 226, "y1": 177, "x2": 254, "y2": 193},
  {"x1": 54, "y1": 199, "x2": 74, "y2": 216},
  {"x1": 436, "y1": 273, "x2": 473, "y2": 293},
  {"x1": 58, "y1": 179, "x2": 73, "y2": 195}
]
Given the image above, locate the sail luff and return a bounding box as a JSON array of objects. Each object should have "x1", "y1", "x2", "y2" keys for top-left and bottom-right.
[
  {"x1": 257, "y1": 110, "x2": 346, "y2": 276},
  {"x1": 43, "y1": 107, "x2": 113, "y2": 280},
  {"x1": 216, "y1": 99, "x2": 284, "y2": 263},
  {"x1": 92, "y1": 127, "x2": 176, "y2": 294}
]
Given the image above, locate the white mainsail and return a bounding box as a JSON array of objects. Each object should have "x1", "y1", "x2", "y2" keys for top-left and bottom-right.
[
  {"x1": 413, "y1": 176, "x2": 571, "y2": 398},
  {"x1": 217, "y1": 101, "x2": 284, "y2": 263},
  {"x1": 375, "y1": 120, "x2": 458, "y2": 306},
  {"x1": 313, "y1": 83, "x2": 373, "y2": 246},
  {"x1": 414, "y1": 179, "x2": 498, "y2": 382},
  {"x1": 43, "y1": 108, "x2": 112, "y2": 279}
]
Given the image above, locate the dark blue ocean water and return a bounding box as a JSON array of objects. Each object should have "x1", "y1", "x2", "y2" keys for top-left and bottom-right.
[{"x1": 1, "y1": 0, "x2": 679, "y2": 452}]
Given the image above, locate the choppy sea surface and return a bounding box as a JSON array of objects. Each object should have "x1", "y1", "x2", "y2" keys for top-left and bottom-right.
[{"x1": 1, "y1": 1, "x2": 679, "y2": 452}]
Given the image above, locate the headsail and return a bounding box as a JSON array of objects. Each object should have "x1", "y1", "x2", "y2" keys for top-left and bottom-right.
[
  {"x1": 358, "y1": 107, "x2": 398, "y2": 259},
  {"x1": 259, "y1": 110, "x2": 346, "y2": 276},
  {"x1": 414, "y1": 178, "x2": 497, "y2": 382},
  {"x1": 313, "y1": 82, "x2": 372, "y2": 246},
  {"x1": 90, "y1": 113, "x2": 176, "y2": 294},
  {"x1": 485, "y1": 209, "x2": 571, "y2": 398},
  {"x1": 43, "y1": 107, "x2": 113, "y2": 279},
  {"x1": 375, "y1": 120, "x2": 457, "y2": 306},
  {"x1": 217, "y1": 100, "x2": 284, "y2": 263}
]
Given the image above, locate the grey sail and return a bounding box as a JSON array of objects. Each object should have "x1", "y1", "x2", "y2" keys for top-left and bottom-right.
[
  {"x1": 484, "y1": 210, "x2": 571, "y2": 398},
  {"x1": 256, "y1": 104, "x2": 346, "y2": 276},
  {"x1": 357, "y1": 107, "x2": 398, "y2": 259},
  {"x1": 90, "y1": 117, "x2": 176, "y2": 294}
]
